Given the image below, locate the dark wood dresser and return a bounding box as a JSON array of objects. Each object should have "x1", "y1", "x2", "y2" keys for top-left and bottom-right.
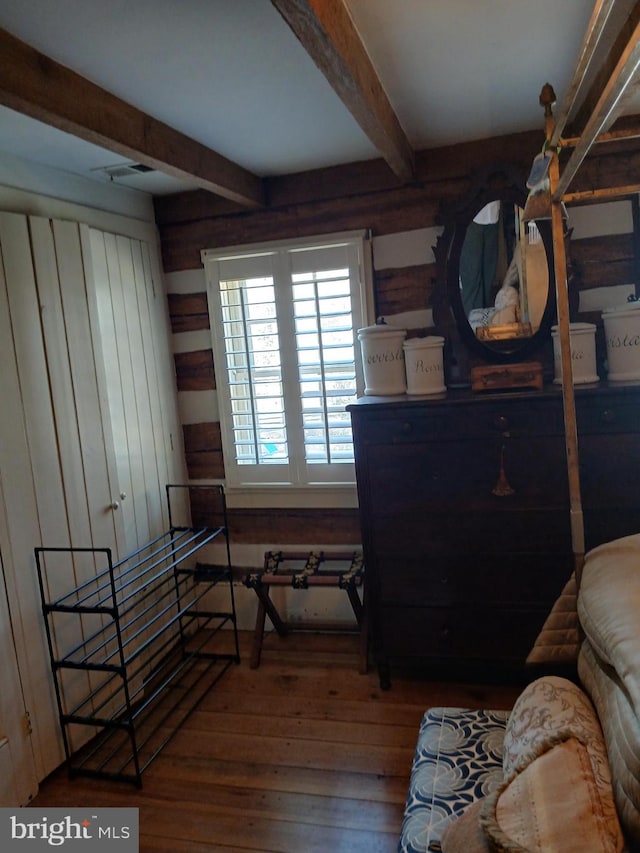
[{"x1": 348, "y1": 383, "x2": 640, "y2": 687}]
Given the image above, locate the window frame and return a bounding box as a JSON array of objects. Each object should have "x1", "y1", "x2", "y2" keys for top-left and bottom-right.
[{"x1": 202, "y1": 231, "x2": 373, "y2": 505}]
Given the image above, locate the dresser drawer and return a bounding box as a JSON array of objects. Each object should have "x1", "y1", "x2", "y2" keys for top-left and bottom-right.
[
  {"x1": 577, "y1": 396, "x2": 640, "y2": 435},
  {"x1": 379, "y1": 605, "x2": 548, "y2": 661},
  {"x1": 352, "y1": 398, "x2": 566, "y2": 446},
  {"x1": 375, "y1": 552, "x2": 572, "y2": 607},
  {"x1": 370, "y1": 510, "x2": 571, "y2": 559},
  {"x1": 579, "y1": 433, "x2": 640, "y2": 507},
  {"x1": 584, "y1": 509, "x2": 640, "y2": 550},
  {"x1": 365, "y1": 436, "x2": 570, "y2": 512}
]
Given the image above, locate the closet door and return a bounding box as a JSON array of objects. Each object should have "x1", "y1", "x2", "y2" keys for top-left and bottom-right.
[
  {"x1": 0, "y1": 212, "x2": 127, "y2": 782},
  {"x1": 0, "y1": 216, "x2": 40, "y2": 802},
  {"x1": 83, "y1": 227, "x2": 188, "y2": 665},
  {"x1": 0, "y1": 211, "x2": 184, "y2": 788},
  {"x1": 31, "y1": 217, "x2": 126, "y2": 755},
  {"x1": 0, "y1": 211, "x2": 80, "y2": 784},
  {"x1": 0, "y1": 545, "x2": 37, "y2": 806},
  {"x1": 84, "y1": 227, "x2": 179, "y2": 552}
]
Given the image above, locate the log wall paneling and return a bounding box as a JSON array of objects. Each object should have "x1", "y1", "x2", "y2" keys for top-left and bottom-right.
[
  {"x1": 155, "y1": 131, "x2": 547, "y2": 274},
  {"x1": 227, "y1": 509, "x2": 361, "y2": 546},
  {"x1": 167, "y1": 292, "x2": 210, "y2": 333},
  {"x1": 158, "y1": 187, "x2": 442, "y2": 273},
  {"x1": 374, "y1": 264, "x2": 435, "y2": 319},
  {"x1": 571, "y1": 233, "x2": 636, "y2": 292},
  {"x1": 174, "y1": 349, "x2": 216, "y2": 392},
  {"x1": 567, "y1": 139, "x2": 640, "y2": 198},
  {"x1": 188, "y1": 488, "x2": 361, "y2": 546},
  {"x1": 183, "y1": 422, "x2": 225, "y2": 481},
  {"x1": 153, "y1": 129, "x2": 543, "y2": 228}
]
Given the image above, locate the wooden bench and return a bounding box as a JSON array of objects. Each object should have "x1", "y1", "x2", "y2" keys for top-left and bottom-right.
[{"x1": 244, "y1": 550, "x2": 367, "y2": 673}]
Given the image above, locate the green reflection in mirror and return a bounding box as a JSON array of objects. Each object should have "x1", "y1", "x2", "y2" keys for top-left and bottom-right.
[{"x1": 460, "y1": 202, "x2": 549, "y2": 347}]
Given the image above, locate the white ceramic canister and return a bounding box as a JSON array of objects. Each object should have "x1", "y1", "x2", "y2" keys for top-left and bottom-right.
[
  {"x1": 602, "y1": 300, "x2": 640, "y2": 381},
  {"x1": 551, "y1": 322, "x2": 598, "y2": 385},
  {"x1": 357, "y1": 323, "x2": 407, "y2": 395},
  {"x1": 403, "y1": 336, "x2": 446, "y2": 395}
]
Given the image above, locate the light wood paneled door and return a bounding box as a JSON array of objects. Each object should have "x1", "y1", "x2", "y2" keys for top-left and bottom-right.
[
  {"x1": 0, "y1": 211, "x2": 72, "y2": 790},
  {"x1": 0, "y1": 545, "x2": 37, "y2": 806},
  {"x1": 0, "y1": 210, "x2": 185, "y2": 801}
]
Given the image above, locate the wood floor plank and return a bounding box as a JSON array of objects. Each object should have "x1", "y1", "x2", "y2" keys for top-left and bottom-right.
[
  {"x1": 132, "y1": 775, "x2": 402, "y2": 833},
  {"x1": 29, "y1": 630, "x2": 520, "y2": 852},
  {"x1": 200, "y1": 688, "x2": 429, "y2": 727},
  {"x1": 183, "y1": 708, "x2": 420, "y2": 748},
  {"x1": 163, "y1": 727, "x2": 414, "y2": 778},
  {"x1": 140, "y1": 841, "x2": 258, "y2": 853},
  {"x1": 146, "y1": 754, "x2": 411, "y2": 803},
  {"x1": 198, "y1": 664, "x2": 517, "y2": 709},
  {"x1": 202, "y1": 642, "x2": 521, "y2": 709},
  {"x1": 140, "y1": 801, "x2": 399, "y2": 853}
]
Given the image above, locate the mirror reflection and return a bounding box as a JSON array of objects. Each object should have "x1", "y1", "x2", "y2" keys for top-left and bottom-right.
[{"x1": 460, "y1": 201, "x2": 549, "y2": 345}]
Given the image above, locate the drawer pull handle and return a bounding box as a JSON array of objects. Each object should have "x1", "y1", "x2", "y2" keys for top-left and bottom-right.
[
  {"x1": 401, "y1": 422, "x2": 412, "y2": 434},
  {"x1": 493, "y1": 415, "x2": 510, "y2": 432},
  {"x1": 601, "y1": 409, "x2": 615, "y2": 424},
  {"x1": 492, "y1": 445, "x2": 515, "y2": 497}
]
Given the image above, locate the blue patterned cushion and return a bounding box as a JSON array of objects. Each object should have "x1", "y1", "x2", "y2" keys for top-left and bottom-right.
[{"x1": 398, "y1": 707, "x2": 509, "y2": 853}]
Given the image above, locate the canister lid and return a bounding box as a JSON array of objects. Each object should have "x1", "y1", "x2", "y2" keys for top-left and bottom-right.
[
  {"x1": 551, "y1": 322, "x2": 595, "y2": 334},
  {"x1": 602, "y1": 297, "x2": 640, "y2": 317},
  {"x1": 357, "y1": 323, "x2": 406, "y2": 339},
  {"x1": 403, "y1": 335, "x2": 445, "y2": 349}
]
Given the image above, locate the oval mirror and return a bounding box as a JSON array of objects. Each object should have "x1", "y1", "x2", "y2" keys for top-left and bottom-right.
[
  {"x1": 433, "y1": 163, "x2": 558, "y2": 384},
  {"x1": 461, "y1": 202, "x2": 548, "y2": 338}
]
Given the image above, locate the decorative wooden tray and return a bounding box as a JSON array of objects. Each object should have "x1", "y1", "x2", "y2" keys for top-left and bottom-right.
[{"x1": 471, "y1": 361, "x2": 543, "y2": 392}]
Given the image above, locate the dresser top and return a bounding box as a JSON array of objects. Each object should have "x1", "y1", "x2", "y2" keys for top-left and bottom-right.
[{"x1": 347, "y1": 380, "x2": 640, "y2": 413}]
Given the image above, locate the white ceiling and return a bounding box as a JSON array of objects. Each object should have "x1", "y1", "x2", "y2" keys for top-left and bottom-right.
[{"x1": 0, "y1": 0, "x2": 623, "y2": 197}]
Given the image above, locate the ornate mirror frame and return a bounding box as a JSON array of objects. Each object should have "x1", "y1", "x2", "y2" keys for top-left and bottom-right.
[{"x1": 432, "y1": 162, "x2": 559, "y2": 386}]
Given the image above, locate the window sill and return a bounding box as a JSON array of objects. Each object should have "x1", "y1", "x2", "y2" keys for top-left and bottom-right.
[{"x1": 194, "y1": 482, "x2": 359, "y2": 509}]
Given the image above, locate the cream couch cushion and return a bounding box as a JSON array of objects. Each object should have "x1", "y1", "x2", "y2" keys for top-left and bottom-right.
[
  {"x1": 578, "y1": 534, "x2": 640, "y2": 711},
  {"x1": 482, "y1": 737, "x2": 624, "y2": 852},
  {"x1": 502, "y1": 675, "x2": 608, "y2": 781},
  {"x1": 578, "y1": 533, "x2": 640, "y2": 846}
]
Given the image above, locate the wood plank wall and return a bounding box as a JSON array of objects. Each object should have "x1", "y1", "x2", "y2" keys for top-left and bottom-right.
[{"x1": 155, "y1": 130, "x2": 640, "y2": 548}]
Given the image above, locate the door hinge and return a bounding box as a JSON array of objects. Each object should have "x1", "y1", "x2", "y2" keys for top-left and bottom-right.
[{"x1": 22, "y1": 711, "x2": 32, "y2": 737}]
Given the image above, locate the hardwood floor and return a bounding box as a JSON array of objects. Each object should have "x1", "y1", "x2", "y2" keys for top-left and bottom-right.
[{"x1": 29, "y1": 631, "x2": 522, "y2": 852}]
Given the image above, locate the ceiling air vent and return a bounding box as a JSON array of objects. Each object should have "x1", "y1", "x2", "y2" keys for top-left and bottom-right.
[{"x1": 93, "y1": 162, "x2": 156, "y2": 180}]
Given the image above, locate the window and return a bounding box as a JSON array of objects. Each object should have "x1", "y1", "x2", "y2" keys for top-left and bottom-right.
[{"x1": 202, "y1": 232, "x2": 372, "y2": 494}]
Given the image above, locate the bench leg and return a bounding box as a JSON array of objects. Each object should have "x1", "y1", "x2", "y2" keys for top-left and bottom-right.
[
  {"x1": 345, "y1": 585, "x2": 368, "y2": 674},
  {"x1": 249, "y1": 585, "x2": 289, "y2": 669},
  {"x1": 346, "y1": 586, "x2": 363, "y2": 624},
  {"x1": 250, "y1": 596, "x2": 267, "y2": 669},
  {"x1": 358, "y1": 608, "x2": 369, "y2": 675}
]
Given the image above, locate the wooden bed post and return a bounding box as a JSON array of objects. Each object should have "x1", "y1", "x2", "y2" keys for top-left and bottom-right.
[{"x1": 540, "y1": 84, "x2": 586, "y2": 588}]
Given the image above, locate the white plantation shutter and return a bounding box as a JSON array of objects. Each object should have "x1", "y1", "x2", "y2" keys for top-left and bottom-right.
[{"x1": 204, "y1": 232, "x2": 371, "y2": 489}]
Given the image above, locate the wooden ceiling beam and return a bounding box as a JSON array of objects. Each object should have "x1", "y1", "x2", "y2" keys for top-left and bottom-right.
[
  {"x1": 271, "y1": 0, "x2": 415, "y2": 183},
  {"x1": 0, "y1": 27, "x2": 265, "y2": 208}
]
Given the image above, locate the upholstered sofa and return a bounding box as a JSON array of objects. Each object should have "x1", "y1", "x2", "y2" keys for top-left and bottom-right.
[{"x1": 399, "y1": 533, "x2": 640, "y2": 852}]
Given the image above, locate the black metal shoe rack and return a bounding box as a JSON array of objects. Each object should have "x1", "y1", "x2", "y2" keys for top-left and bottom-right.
[{"x1": 35, "y1": 484, "x2": 239, "y2": 787}]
